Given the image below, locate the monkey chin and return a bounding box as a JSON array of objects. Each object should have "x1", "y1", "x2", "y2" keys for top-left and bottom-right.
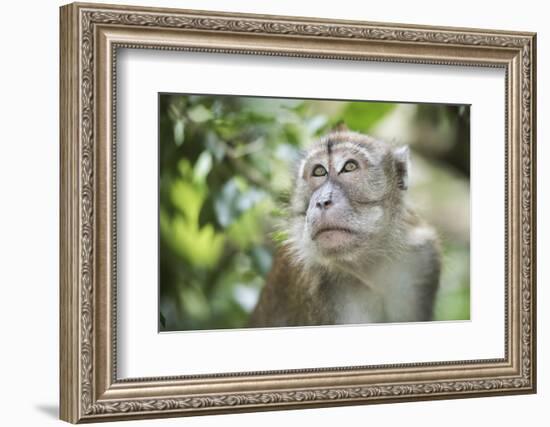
[{"x1": 312, "y1": 228, "x2": 359, "y2": 257}]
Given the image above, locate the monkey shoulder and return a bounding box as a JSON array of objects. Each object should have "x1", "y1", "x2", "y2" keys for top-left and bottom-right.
[
  {"x1": 380, "y1": 221, "x2": 441, "y2": 322},
  {"x1": 404, "y1": 221, "x2": 441, "y2": 274}
]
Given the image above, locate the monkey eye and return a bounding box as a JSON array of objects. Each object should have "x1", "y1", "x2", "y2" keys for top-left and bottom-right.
[
  {"x1": 341, "y1": 160, "x2": 358, "y2": 173},
  {"x1": 311, "y1": 165, "x2": 328, "y2": 177}
]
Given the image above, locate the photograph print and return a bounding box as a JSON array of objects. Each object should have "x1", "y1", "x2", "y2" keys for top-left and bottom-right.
[{"x1": 158, "y1": 94, "x2": 470, "y2": 332}]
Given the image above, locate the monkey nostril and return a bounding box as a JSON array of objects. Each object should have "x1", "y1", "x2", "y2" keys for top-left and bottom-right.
[{"x1": 316, "y1": 199, "x2": 333, "y2": 209}]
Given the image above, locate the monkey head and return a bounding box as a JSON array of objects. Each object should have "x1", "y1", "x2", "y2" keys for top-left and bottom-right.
[{"x1": 288, "y1": 130, "x2": 410, "y2": 266}]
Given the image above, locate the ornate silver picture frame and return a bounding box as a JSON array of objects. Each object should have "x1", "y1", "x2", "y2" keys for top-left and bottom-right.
[{"x1": 60, "y1": 2, "x2": 536, "y2": 423}]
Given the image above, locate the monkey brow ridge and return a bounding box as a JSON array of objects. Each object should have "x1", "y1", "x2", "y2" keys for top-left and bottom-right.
[{"x1": 319, "y1": 130, "x2": 378, "y2": 147}]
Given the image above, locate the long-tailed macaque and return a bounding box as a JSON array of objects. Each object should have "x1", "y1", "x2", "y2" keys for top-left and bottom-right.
[{"x1": 249, "y1": 129, "x2": 440, "y2": 327}]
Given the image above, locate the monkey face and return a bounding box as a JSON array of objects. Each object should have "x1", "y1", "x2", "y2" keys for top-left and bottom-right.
[{"x1": 290, "y1": 131, "x2": 409, "y2": 262}]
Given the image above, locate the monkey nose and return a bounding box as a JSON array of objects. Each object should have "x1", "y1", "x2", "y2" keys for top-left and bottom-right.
[{"x1": 316, "y1": 199, "x2": 333, "y2": 210}]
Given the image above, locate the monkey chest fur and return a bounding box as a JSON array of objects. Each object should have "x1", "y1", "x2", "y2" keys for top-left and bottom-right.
[
  {"x1": 306, "y1": 250, "x2": 437, "y2": 325},
  {"x1": 249, "y1": 241, "x2": 438, "y2": 327},
  {"x1": 330, "y1": 266, "x2": 425, "y2": 324}
]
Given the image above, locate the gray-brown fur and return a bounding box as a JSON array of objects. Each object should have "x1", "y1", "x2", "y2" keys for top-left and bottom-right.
[{"x1": 249, "y1": 130, "x2": 440, "y2": 327}]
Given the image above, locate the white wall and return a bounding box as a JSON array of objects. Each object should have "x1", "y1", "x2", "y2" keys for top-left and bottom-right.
[{"x1": 0, "y1": 1, "x2": 545, "y2": 426}]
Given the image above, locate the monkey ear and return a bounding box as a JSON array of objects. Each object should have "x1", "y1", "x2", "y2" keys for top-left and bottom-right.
[{"x1": 393, "y1": 146, "x2": 410, "y2": 190}]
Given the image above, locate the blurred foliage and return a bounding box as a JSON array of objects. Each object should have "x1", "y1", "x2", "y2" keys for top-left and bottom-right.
[{"x1": 159, "y1": 94, "x2": 470, "y2": 331}]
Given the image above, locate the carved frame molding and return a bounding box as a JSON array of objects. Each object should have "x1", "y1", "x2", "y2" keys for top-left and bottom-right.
[{"x1": 60, "y1": 2, "x2": 536, "y2": 423}]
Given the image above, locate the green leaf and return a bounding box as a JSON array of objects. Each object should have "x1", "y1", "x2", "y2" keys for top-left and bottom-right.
[
  {"x1": 193, "y1": 151, "x2": 213, "y2": 183},
  {"x1": 174, "y1": 119, "x2": 185, "y2": 146},
  {"x1": 214, "y1": 180, "x2": 240, "y2": 228},
  {"x1": 250, "y1": 246, "x2": 273, "y2": 276},
  {"x1": 198, "y1": 195, "x2": 221, "y2": 231},
  {"x1": 179, "y1": 286, "x2": 211, "y2": 321},
  {"x1": 342, "y1": 102, "x2": 396, "y2": 133},
  {"x1": 170, "y1": 178, "x2": 205, "y2": 224},
  {"x1": 205, "y1": 131, "x2": 227, "y2": 162},
  {"x1": 188, "y1": 104, "x2": 213, "y2": 123},
  {"x1": 170, "y1": 215, "x2": 225, "y2": 268}
]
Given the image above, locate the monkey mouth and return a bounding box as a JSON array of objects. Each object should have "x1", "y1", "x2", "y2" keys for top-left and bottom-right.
[{"x1": 312, "y1": 227, "x2": 355, "y2": 240}]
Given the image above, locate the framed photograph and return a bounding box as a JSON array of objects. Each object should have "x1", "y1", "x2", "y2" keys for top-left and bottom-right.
[{"x1": 60, "y1": 2, "x2": 536, "y2": 423}]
